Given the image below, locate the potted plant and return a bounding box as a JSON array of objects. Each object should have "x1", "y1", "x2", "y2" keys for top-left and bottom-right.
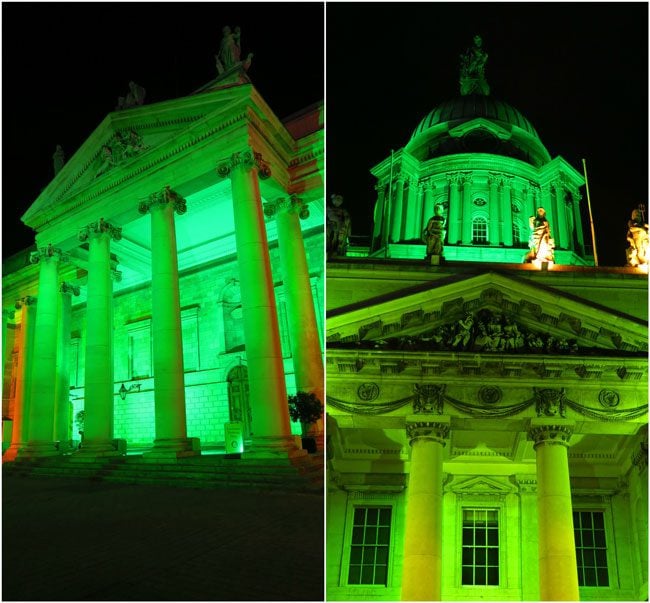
[{"x1": 288, "y1": 391, "x2": 323, "y2": 453}]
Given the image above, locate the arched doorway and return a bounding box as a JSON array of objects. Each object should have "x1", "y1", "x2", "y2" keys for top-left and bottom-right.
[{"x1": 227, "y1": 365, "x2": 252, "y2": 438}]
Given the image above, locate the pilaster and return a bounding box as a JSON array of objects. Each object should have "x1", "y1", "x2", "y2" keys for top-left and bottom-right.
[
  {"x1": 460, "y1": 175, "x2": 473, "y2": 244},
  {"x1": 488, "y1": 174, "x2": 501, "y2": 245},
  {"x1": 447, "y1": 174, "x2": 461, "y2": 244}
]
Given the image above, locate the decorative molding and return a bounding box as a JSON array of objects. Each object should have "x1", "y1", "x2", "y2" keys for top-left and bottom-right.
[
  {"x1": 78, "y1": 218, "x2": 122, "y2": 243},
  {"x1": 29, "y1": 245, "x2": 67, "y2": 265},
  {"x1": 413, "y1": 384, "x2": 445, "y2": 414},
  {"x1": 534, "y1": 387, "x2": 567, "y2": 418},
  {"x1": 357, "y1": 383, "x2": 379, "y2": 401},
  {"x1": 263, "y1": 195, "x2": 309, "y2": 220},
  {"x1": 528, "y1": 423, "x2": 574, "y2": 447},
  {"x1": 598, "y1": 389, "x2": 620, "y2": 408},
  {"x1": 216, "y1": 149, "x2": 271, "y2": 180},
  {"x1": 406, "y1": 421, "x2": 450, "y2": 445},
  {"x1": 138, "y1": 185, "x2": 187, "y2": 216},
  {"x1": 110, "y1": 269, "x2": 123, "y2": 283},
  {"x1": 60, "y1": 282, "x2": 80, "y2": 296},
  {"x1": 631, "y1": 436, "x2": 648, "y2": 472},
  {"x1": 15, "y1": 296, "x2": 37, "y2": 309},
  {"x1": 478, "y1": 386, "x2": 502, "y2": 405}
]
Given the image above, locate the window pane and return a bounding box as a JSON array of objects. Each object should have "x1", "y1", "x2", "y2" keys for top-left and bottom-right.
[
  {"x1": 354, "y1": 508, "x2": 365, "y2": 525},
  {"x1": 374, "y1": 565, "x2": 387, "y2": 586},
  {"x1": 475, "y1": 548, "x2": 486, "y2": 565},
  {"x1": 475, "y1": 529, "x2": 486, "y2": 546},
  {"x1": 462, "y1": 547, "x2": 473, "y2": 565},
  {"x1": 595, "y1": 549, "x2": 607, "y2": 567},
  {"x1": 581, "y1": 513, "x2": 593, "y2": 528},
  {"x1": 367, "y1": 508, "x2": 378, "y2": 525},
  {"x1": 596, "y1": 567, "x2": 609, "y2": 587},
  {"x1": 488, "y1": 548, "x2": 498, "y2": 566},
  {"x1": 361, "y1": 565, "x2": 374, "y2": 584},
  {"x1": 487, "y1": 528, "x2": 498, "y2": 546},
  {"x1": 594, "y1": 529, "x2": 606, "y2": 547},
  {"x1": 487, "y1": 566, "x2": 499, "y2": 585},
  {"x1": 584, "y1": 567, "x2": 597, "y2": 586},
  {"x1": 378, "y1": 527, "x2": 390, "y2": 545},
  {"x1": 379, "y1": 508, "x2": 391, "y2": 525},
  {"x1": 348, "y1": 565, "x2": 360, "y2": 584},
  {"x1": 475, "y1": 567, "x2": 486, "y2": 585},
  {"x1": 462, "y1": 566, "x2": 473, "y2": 585},
  {"x1": 362, "y1": 547, "x2": 376, "y2": 565},
  {"x1": 365, "y1": 527, "x2": 377, "y2": 544},
  {"x1": 575, "y1": 549, "x2": 583, "y2": 567},
  {"x1": 376, "y1": 546, "x2": 388, "y2": 565},
  {"x1": 592, "y1": 513, "x2": 604, "y2": 530},
  {"x1": 583, "y1": 549, "x2": 595, "y2": 567},
  {"x1": 350, "y1": 546, "x2": 362, "y2": 564},
  {"x1": 582, "y1": 530, "x2": 593, "y2": 547},
  {"x1": 462, "y1": 528, "x2": 473, "y2": 546},
  {"x1": 352, "y1": 527, "x2": 364, "y2": 544}
]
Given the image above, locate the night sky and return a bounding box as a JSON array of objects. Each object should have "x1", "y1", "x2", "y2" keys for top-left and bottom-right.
[
  {"x1": 2, "y1": 2, "x2": 324, "y2": 259},
  {"x1": 327, "y1": 2, "x2": 649, "y2": 267}
]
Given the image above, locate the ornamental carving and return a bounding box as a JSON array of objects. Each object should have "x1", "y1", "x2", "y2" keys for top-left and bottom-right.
[
  {"x1": 78, "y1": 218, "x2": 122, "y2": 242},
  {"x1": 95, "y1": 129, "x2": 148, "y2": 178},
  {"x1": 29, "y1": 244, "x2": 67, "y2": 264},
  {"x1": 478, "y1": 386, "x2": 502, "y2": 405},
  {"x1": 15, "y1": 296, "x2": 36, "y2": 309},
  {"x1": 357, "y1": 383, "x2": 379, "y2": 401},
  {"x1": 528, "y1": 424, "x2": 573, "y2": 447},
  {"x1": 598, "y1": 389, "x2": 620, "y2": 408},
  {"x1": 216, "y1": 150, "x2": 271, "y2": 179},
  {"x1": 263, "y1": 195, "x2": 309, "y2": 220},
  {"x1": 406, "y1": 421, "x2": 449, "y2": 445},
  {"x1": 60, "y1": 282, "x2": 80, "y2": 296},
  {"x1": 138, "y1": 185, "x2": 187, "y2": 216},
  {"x1": 413, "y1": 384, "x2": 445, "y2": 414},
  {"x1": 631, "y1": 436, "x2": 648, "y2": 472},
  {"x1": 534, "y1": 387, "x2": 567, "y2": 418}
]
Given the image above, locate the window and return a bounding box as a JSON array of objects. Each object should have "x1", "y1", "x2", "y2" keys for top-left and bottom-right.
[
  {"x1": 472, "y1": 217, "x2": 488, "y2": 244},
  {"x1": 574, "y1": 511, "x2": 609, "y2": 587},
  {"x1": 512, "y1": 220, "x2": 526, "y2": 245},
  {"x1": 462, "y1": 508, "x2": 499, "y2": 586},
  {"x1": 348, "y1": 507, "x2": 391, "y2": 586},
  {"x1": 127, "y1": 319, "x2": 152, "y2": 379},
  {"x1": 181, "y1": 307, "x2": 199, "y2": 371}
]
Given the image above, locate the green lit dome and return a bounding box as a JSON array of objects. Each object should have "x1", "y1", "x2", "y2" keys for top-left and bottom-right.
[{"x1": 407, "y1": 95, "x2": 551, "y2": 167}]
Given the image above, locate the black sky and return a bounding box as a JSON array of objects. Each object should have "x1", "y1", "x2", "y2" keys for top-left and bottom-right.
[
  {"x1": 326, "y1": 2, "x2": 649, "y2": 267},
  {"x1": 2, "y1": 1, "x2": 324, "y2": 259}
]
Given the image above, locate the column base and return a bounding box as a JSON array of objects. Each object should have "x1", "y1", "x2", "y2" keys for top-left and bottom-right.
[
  {"x1": 244, "y1": 435, "x2": 307, "y2": 459},
  {"x1": 15, "y1": 441, "x2": 61, "y2": 459},
  {"x1": 142, "y1": 437, "x2": 201, "y2": 461},
  {"x1": 73, "y1": 438, "x2": 126, "y2": 460}
]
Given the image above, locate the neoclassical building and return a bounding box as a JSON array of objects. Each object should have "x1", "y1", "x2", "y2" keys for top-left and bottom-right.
[
  {"x1": 2, "y1": 61, "x2": 324, "y2": 464},
  {"x1": 326, "y1": 43, "x2": 647, "y2": 601}
]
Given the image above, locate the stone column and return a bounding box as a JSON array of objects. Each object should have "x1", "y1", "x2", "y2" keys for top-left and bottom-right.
[
  {"x1": 540, "y1": 185, "x2": 556, "y2": 240},
  {"x1": 571, "y1": 190, "x2": 585, "y2": 255},
  {"x1": 371, "y1": 182, "x2": 386, "y2": 249},
  {"x1": 553, "y1": 181, "x2": 570, "y2": 249},
  {"x1": 217, "y1": 150, "x2": 298, "y2": 456},
  {"x1": 461, "y1": 175, "x2": 473, "y2": 244},
  {"x1": 20, "y1": 247, "x2": 66, "y2": 458},
  {"x1": 422, "y1": 180, "x2": 434, "y2": 228},
  {"x1": 488, "y1": 174, "x2": 501, "y2": 245},
  {"x1": 501, "y1": 177, "x2": 514, "y2": 246},
  {"x1": 405, "y1": 178, "x2": 421, "y2": 240},
  {"x1": 401, "y1": 418, "x2": 450, "y2": 601},
  {"x1": 3, "y1": 297, "x2": 37, "y2": 461},
  {"x1": 517, "y1": 476, "x2": 541, "y2": 600},
  {"x1": 390, "y1": 176, "x2": 405, "y2": 243},
  {"x1": 263, "y1": 196, "x2": 324, "y2": 408},
  {"x1": 528, "y1": 420, "x2": 579, "y2": 601},
  {"x1": 139, "y1": 186, "x2": 200, "y2": 458},
  {"x1": 77, "y1": 220, "x2": 122, "y2": 457},
  {"x1": 2, "y1": 308, "x2": 16, "y2": 420},
  {"x1": 54, "y1": 282, "x2": 79, "y2": 450},
  {"x1": 447, "y1": 174, "x2": 461, "y2": 244},
  {"x1": 523, "y1": 185, "x2": 535, "y2": 222}
]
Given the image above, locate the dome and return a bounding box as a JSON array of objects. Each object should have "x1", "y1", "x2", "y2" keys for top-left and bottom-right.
[{"x1": 406, "y1": 95, "x2": 551, "y2": 167}]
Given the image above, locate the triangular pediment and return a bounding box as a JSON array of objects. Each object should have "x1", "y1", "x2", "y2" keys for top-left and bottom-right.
[
  {"x1": 22, "y1": 83, "x2": 257, "y2": 231},
  {"x1": 326, "y1": 272, "x2": 647, "y2": 355},
  {"x1": 447, "y1": 475, "x2": 517, "y2": 496}
]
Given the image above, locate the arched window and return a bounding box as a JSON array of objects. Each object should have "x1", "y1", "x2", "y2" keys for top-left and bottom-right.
[
  {"x1": 472, "y1": 216, "x2": 488, "y2": 244},
  {"x1": 512, "y1": 220, "x2": 526, "y2": 246}
]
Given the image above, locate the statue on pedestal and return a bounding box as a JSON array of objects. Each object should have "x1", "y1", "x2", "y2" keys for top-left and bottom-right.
[
  {"x1": 460, "y1": 35, "x2": 490, "y2": 96},
  {"x1": 422, "y1": 204, "x2": 446, "y2": 260},
  {"x1": 524, "y1": 207, "x2": 554, "y2": 263},
  {"x1": 53, "y1": 145, "x2": 65, "y2": 176},
  {"x1": 626, "y1": 206, "x2": 649, "y2": 267},
  {"x1": 326, "y1": 194, "x2": 352, "y2": 259},
  {"x1": 116, "y1": 81, "x2": 146, "y2": 110},
  {"x1": 216, "y1": 25, "x2": 253, "y2": 74}
]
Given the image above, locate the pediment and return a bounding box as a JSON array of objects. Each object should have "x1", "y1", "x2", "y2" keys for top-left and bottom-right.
[
  {"x1": 326, "y1": 272, "x2": 647, "y2": 356},
  {"x1": 447, "y1": 475, "x2": 517, "y2": 496},
  {"x1": 22, "y1": 83, "x2": 254, "y2": 231}
]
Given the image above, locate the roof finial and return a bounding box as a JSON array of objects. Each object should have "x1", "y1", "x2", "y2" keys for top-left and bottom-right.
[{"x1": 459, "y1": 35, "x2": 490, "y2": 96}]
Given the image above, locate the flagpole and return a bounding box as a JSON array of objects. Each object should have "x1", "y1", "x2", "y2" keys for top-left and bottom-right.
[
  {"x1": 384, "y1": 149, "x2": 395, "y2": 258},
  {"x1": 581, "y1": 158, "x2": 599, "y2": 267}
]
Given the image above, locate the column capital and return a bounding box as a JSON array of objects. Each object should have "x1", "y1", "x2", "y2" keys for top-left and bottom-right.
[
  {"x1": 446, "y1": 172, "x2": 461, "y2": 186},
  {"x1": 631, "y1": 435, "x2": 648, "y2": 473},
  {"x1": 216, "y1": 149, "x2": 271, "y2": 180},
  {"x1": 138, "y1": 185, "x2": 187, "y2": 216},
  {"x1": 263, "y1": 195, "x2": 309, "y2": 220},
  {"x1": 60, "y1": 282, "x2": 80, "y2": 296},
  {"x1": 15, "y1": 295, "x2": 37, "y2": 309},
  {"x1": 29, "y1": 245, "x2": 67, "y2": 265},
  {"x1": 528, "y1": 419, "x2": 575, "y2": 449},
  {"x1": 78, "y1": 218, "x2": 122, "y2": 243},
  {"x1": 3, "y1": 307, "x2": 15, "y2": 322},
  {"x1": 110, "y1": 269, "x2": 123, "y2": 283},
  {"x1": 406, "y1": 419, "x2": 450, "y2": 446}
]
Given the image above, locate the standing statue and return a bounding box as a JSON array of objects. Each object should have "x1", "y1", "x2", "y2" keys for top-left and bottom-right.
[
  {"x1": 326, "y1": 194, "x2": 352, "y2": 259},
  {"x1": 524, "y1": 207, "x2": 555, "y2": 263},
  {"x1": 459, "y1": 35, "x2": 490, "y2": 96},
  {"x1": 216, "y1": 26, "x2": 253, "y2": 74},
  {"x1": 626, "y1": 206, "x2": 649, "y2": 267},
  {"x1": 422, "y1": 204, "x2": 446, "y2": 259},
  {"x1": 116, "y1": 81, "x2": 146, "y2": 110},
  {"x1": 52, "y1": 145, "x2": 65, "y2": 176}
]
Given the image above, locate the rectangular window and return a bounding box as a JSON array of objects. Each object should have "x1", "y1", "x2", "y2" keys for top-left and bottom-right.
[
  {"x1": 574, "y1": 511, "x2": 609, "y2": 587},
  {"x1": 181, "y1": 307, "x2": 200, "y2": 372},
  {"x1": 472, "y1": 218, "x2": 488, "y2": 244},
  {"x1": 462, "y1": 508, "x2": 499, "y2": 586},
  {"x1": 348, "y1": 507, "x2": 391, "y2": 586},
  {"x1": 127, "y1": 320, "x2": 152, "y2": 379}
]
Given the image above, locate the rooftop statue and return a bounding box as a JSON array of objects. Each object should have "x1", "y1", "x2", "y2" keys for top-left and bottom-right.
[
  {"x1": 327, "y1": 194, "x2": 352, "y2": 259},
  {"x1": 422, "y1": 204, "x2": 446, "y2": 260},
  {"x1": 116, "y1": 81, "x2": 146, "y2": 111},
  {"x1": 216, "y1": 25, "x2": 253, "y2": 75},
  {"x1": 626, "y1": 206, "x2": 649, "y2": 267},
  {"x1": 459, "y1": 34, "x2": 490, "y2": 96},
  {"x1": 524, "y1": 207, "x2": 555, "y2": 263},
  {"x1": 52, "y1": 144, "x2": 65, "y2": 176}
]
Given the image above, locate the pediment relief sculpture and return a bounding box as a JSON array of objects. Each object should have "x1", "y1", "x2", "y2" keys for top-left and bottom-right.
[{"x1": 95, "y1": 129, "x2": 148, "y2": 178}]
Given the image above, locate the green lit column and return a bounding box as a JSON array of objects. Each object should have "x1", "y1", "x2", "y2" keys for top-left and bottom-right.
[
  {"x1": 571, "y1": 190, "x2": 585, "y2": 255},
  {"x1": 2, "y1": 308, "x2": 14, "y2": 379},
  {"x1": 501, "y1": 176, "x2": 514, "y2": 246},
  {"x1": 20, "y1": 247, "x2": 66, "y2": 458},
  {"x1": 529, "y1": 420, "x2": 579, "y2": 601},
  {"x1": 422, "y1": 179, "x2": 434, "y2": 226},
  {"x1": 541, "y1": 185, "x2": 556, "y2": 240},
  {"x1": 77, "y1": 220, "x2": 122, "y2": 457},
  {"x1": 3, "y1": 297, "x2": 37, "y2": 461},
  {"x1": 488, "y1": 174, "x2": 501, "y2": 245},
  {"x1": 54, "y1": 282, "x2": 79, "y2": 450},
  {"x1": 523, "y1": 185, "x2": 535, "y2": 224},
  {"x1": 217, "y1": 150, "x2": 298, "y2": 456},
  {"x1": 461, "y1": 175, "x2": 473, "y2": 244},
  {"x1": 390, "y1": 176, "x2": 405, "y2": 243},
  {"x1": 405, "y1": 178, "x2": 421, "y2": 240},
  {"x1": 139, "y1": 187, "x2": 200, "y2": 458},
  {"x1": 631, "y1": 438, "x2": 648, "y2": 589},
  {"x1": 553, "y1": 181, "x2": 570, "y2": 249},
  {"x1": 447, "y1": 174, "x2": 461, "y2": 244},
  {"x1": 401, "y1": 418, "x2": 450, "y2": 601},
  {"x1": 371, "y1": 182, "x2": 386, "y2": 249},
  {"x1": 263, "y1": 196, "x2": 324, "y2": 407}
]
